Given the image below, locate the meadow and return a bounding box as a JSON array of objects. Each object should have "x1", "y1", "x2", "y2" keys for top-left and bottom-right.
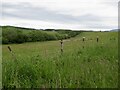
[{"x1": 2, "y1": 31, "x2": 118, "y2": 88}]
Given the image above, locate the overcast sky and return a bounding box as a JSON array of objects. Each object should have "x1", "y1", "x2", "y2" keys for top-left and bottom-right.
[{"x1": 0, "y1": 0, "x2": 119, "y2": 31}]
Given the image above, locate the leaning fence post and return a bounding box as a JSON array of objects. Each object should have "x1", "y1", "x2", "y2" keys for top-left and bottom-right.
[
  {"x1": 60, "y1": 39, "x2": 63, "y2": 53},
  {"x1": 7, "y1": 46, "x2": 18, "y2": 87},
  {"x1": 8, "y1": 46, "x2": 17, "y2": 61}
]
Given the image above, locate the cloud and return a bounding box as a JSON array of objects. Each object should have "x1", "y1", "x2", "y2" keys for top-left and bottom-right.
[
  {"x1": 1, "y1": 0, "x2": 119, "y2": 30},
  {"x1": 3, "y1": 3, "x2": 103, "y2": 24}
]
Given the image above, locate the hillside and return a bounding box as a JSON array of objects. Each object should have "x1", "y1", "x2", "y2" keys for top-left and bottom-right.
[
  {"x1": 2, "y1": 31, "x2": 118, "y2": 88},
  {"x1": 1, "y1": 26, "x2": 81, "y2": 44}
]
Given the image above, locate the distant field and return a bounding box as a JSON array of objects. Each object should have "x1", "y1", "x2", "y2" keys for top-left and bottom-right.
[{"x1": 2, "y1": 32, "x2": 118, "y2": 88}]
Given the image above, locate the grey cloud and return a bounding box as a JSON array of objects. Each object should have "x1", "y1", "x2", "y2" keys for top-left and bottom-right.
[
  {"x1": 75, "y1": 22, "x2": 116, "y2": 30},
  {"x1": 2, "y1": 2, "x2": 102, "y2": 25},
  {"x1": 86, "y1": 24, "x2": 116, "y2": 29},
  {"x1": 102, "y1": 1, "x2": 118, "y2": 7}
]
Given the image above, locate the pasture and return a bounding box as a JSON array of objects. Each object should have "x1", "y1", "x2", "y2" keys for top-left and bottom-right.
[{"x1": 2, "y1": 32, "x2": 118, "y2": 88}]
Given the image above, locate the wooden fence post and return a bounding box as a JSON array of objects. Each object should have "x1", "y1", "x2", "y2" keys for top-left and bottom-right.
[
  {"x1": 8, "y1": 46, "x2": 17, "y2": 61},
  {"x1": 97, "y1": 36, "x2": 99, "y2": 42},
  {"x1": 82, "y1": 37, "x2": 85, "y2": 48},
  {"x1": 7, "y1": 46, "x2": 18, "y2": 87},
  {"x1": 60, "y1": 39, "x2": 63, "y2": 53},
  {"x1": 83, "y1": 37, "x2": 85, "y2": 42}
]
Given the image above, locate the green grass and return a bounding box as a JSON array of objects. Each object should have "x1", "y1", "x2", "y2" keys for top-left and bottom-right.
[{"x1": 2, "y1": 32, "x2": 118, "y2": 88}]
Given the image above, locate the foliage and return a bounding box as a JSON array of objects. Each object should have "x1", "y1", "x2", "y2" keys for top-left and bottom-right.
[{"x1": 2, "y1": 26, "x2": 81, "y2": 44}]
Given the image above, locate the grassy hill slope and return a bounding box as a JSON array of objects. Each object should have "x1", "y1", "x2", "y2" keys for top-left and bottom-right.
[
  {"x1": 2, "y1": 31, "x2": 118, "y2": 88},
  {"x1": 1, "y1": 26, "x2": 81, "y2": 44}
]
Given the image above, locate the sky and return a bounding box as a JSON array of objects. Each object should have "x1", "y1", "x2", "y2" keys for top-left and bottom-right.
[{"x1": 0, "y1": 0, "x2": 119, "y2": 31}]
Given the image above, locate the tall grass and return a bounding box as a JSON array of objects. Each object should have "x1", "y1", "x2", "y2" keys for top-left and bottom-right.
[{"x1": 2, "y1": 32, "x2": 118, "y2": 88}]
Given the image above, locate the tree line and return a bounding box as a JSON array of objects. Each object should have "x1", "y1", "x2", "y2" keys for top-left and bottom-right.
[{"x1": 2, "y1": 26, "x2": 81, "y2": 44}]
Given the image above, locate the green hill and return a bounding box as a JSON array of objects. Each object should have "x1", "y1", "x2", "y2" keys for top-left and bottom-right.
[
  {"x1": 2, "y1": 31, "x2": 118, "y2": 88},
  {"x1": 1, "y1": 26, "x2": 81, "y2": 44}
]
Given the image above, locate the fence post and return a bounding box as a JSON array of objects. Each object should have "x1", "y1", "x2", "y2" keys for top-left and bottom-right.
[
  {"x1": 83, "y1": 37, "x2": 85, "y2": 42},
  {"x1": 8, "y1": 46, "x2": 17, "y2": 61},
  {"x1": 82, "y1": 37, "x2": 85, "y2": 48},
  {"x1": 97, "y1": 36, "x2": 99, "y2": 42},
  {"x1": 60, "y1": 39, "x2": 63, "y2": 53},
  {"x1": 7, "y1": 46, "x2": 17, "y2": 87}
]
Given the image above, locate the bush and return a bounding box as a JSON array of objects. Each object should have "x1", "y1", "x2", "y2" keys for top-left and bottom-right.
[
  {"x1": 2, "y1": 37, "x2": 9, "y2": 44},
  {"x1": 2, "y1": 26, "x2": 81, "y2": 44}
]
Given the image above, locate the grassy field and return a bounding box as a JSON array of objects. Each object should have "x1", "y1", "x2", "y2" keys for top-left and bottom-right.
[{"x1": 2, "y1": 32, "x2": 118, "y2": 88}]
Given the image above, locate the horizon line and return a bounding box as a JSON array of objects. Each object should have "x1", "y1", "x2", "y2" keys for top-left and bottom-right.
[{"x1": 0, "y1": 25, "x2": 117, "y2": 31}]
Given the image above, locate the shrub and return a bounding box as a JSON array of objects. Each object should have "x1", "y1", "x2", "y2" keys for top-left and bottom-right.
[{"x1": 2, "y1": 26, "x2": 81, "y2": 44}]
